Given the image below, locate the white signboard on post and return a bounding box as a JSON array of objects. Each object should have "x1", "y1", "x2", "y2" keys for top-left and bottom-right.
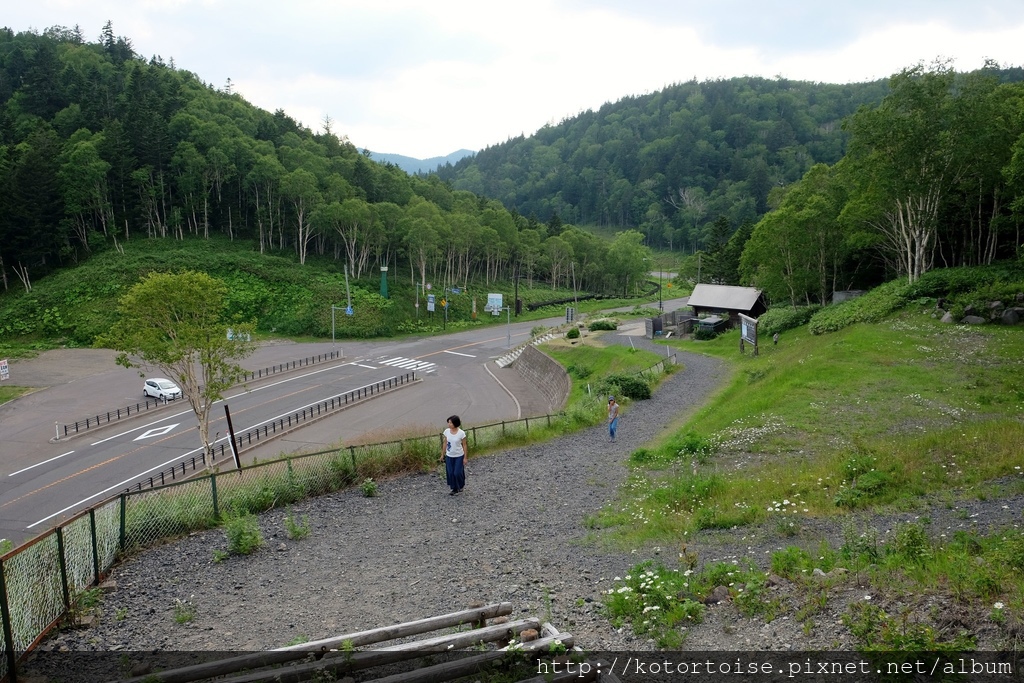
[
  {"x1": 739, "y1": 313, "x2": 759, "y2": 356},
  {"x1": 0, "y1": 358, "x2": 8, "y2": 381},
  {"x1": 485, "y1": 293, "x2": 503, "y2": 314},
  {"x1": 427, "y1": 294, "x2": 436, "y2": 312}
]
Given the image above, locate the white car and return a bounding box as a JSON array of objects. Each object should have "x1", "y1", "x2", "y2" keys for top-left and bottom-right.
[{"x1": 143, "y1": 378, "x2": 182, "y2": 401}]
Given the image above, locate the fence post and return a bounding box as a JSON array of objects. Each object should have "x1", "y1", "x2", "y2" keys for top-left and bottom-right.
[
  {"x1": 119, "y1": 493, "x2": 127, "y2": 552},
  {"x1": 55, "y1": 528, "x2": 71, "y2": 612},
  {"x1": 0, "y1": 559, "x2": 17, "y2": 683},
  {"x1": 89, "y1": 509, "x2": 100, "y2": 585},
  {"x1": 211, "y1": 474, "x2": 219, "y2": 521},
  {"x1": 349, "y1": 446, "x2": 356, "y2": 472}
]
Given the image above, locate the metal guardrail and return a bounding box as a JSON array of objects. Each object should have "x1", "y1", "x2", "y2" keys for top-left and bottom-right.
[
  {"x1": 57, "y1": 398, "x2": 170, "y2": 438},
  {"x1": 122, "y1": 371, "x2": 419, "y2": 493},
  {"x1": 57, "y1": 350, "x2": 343, "y2": 438}
]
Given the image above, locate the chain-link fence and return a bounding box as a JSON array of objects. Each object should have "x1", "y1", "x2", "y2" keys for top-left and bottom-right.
[{"x1": 0, "y1": 356, "x2": 675, "y2": 682}]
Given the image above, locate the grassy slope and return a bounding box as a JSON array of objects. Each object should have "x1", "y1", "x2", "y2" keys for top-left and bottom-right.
[
  {"x1": 0, "y1": 236, "x2": 650, "y2": 360},
  {"x1": 595, "y1": 305, "x2": 1024, "y2": 540},
  {"x1": 592, "y1": 302, "x2": 1024, "y2": 650}
]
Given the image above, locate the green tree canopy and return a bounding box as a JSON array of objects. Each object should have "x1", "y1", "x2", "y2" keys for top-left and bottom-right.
[{"x1": 102, "y1": 270, "x2": 256, "y2": 455}]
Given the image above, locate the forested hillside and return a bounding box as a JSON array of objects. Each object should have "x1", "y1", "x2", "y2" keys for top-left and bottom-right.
[
  {"x1": 437, "y1": 76, "x2": 892, "y2": 247},
  {"x1": 740, "y1": 63, "x2": 1024, "y2": 306},
  {"x1": 2, "y1": 23, "x2": 1023, "y2": 346},
  {"x1": 0, "y1": 23, "x2": 659, "y2": 305}
]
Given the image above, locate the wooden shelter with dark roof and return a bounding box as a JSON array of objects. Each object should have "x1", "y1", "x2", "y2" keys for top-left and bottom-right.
[{"x1": 686, "y1": 284, "x2": 767, "y2": 319}]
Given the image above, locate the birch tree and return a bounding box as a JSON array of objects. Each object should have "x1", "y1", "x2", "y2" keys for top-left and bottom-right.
[{"x1": 845, "y1": 63, "x2": 960, "y2": 283}]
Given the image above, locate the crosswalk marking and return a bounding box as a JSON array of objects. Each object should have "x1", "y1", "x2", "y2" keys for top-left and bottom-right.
[{"x1": 377, "y1": 356, "x2": 437, "y2": 372}]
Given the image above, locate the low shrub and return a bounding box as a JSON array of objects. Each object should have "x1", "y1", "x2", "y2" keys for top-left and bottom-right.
[
  {"x1": 808, "y1": 280, "x2": 911, "y2": 334},
  {"x1": 629, "y1": 448, "x2": 657, "y2": 463},
  {"x1": 601, "y1": 374, "x2": 651, "y2": 400},
  {"x1": 223, "y1": 513, "x2": 264, "y2": 555},
  {"x1": 565, "y1": 326, "x2": 580, "y2": 339},
  {"x1": 673, "y1": 431, "x2": 715, "y2": 460},
  {"x1": 904, "y1": 262, "x2": 1024, "y2": 299},
  {"x1": 284, "y1": 509, "x2": 311, "y2": 540},
  {"x1": 566, "y1": 363, "x2": 592, "y2": 379},
  {"x1": 833, "y1": 470, "x2": 892, "y2": 509},
  {"x1": 587, "y1": 318, "x2": 618, "y2": 331},
  {"x1": 758, "y1": 305, "x2": 821, "y2": 336},
  {"x1": 946, "y1": 281, "x2": 1024, "y2": 319},
  {"x1": 360, "y1": 477, "x2": 378, "y2": 497}
]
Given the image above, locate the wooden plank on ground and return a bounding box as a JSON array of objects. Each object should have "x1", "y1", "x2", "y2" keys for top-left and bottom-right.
[{"x1": 112, "y1": 603, "x2": 513, "y2": 683}]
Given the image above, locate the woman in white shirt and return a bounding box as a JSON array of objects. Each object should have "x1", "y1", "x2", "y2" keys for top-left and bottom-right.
[{"x1": 440, "y1": 415, "x2": 468, "y2": 495}]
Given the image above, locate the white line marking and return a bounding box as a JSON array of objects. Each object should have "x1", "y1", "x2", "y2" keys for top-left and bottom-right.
[
  {"x1": 89, "y1": 363, "x2": 348, "y2": 446},
  {"x1": 355, "y1": 364, "x2": 378, "y2": 369},
  {"x1": 9, "y1": 451, "x2": 75, "y2": 477},
  {"x1": 29, "y1": 367, "x2": 396, "y2": 531},
  {"x1": 443, "y1": 350, "x2": 476, "y2": 358},
  {"x1": 134, "y1": 424, "x2": 179, "y2": 441}
]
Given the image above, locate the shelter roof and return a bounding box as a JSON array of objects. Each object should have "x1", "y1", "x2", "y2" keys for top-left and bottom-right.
[{"x1": 687, "y1": 284, "x2": 763, "y2": 311}]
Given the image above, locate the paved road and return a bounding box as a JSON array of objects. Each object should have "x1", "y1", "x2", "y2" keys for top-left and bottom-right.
[
  {"x1": 0, "y1": 316, "x2": 563, "y2": 545},
  {"x1": 0, "y1": 296, "x2": 686, "y2": 546}
]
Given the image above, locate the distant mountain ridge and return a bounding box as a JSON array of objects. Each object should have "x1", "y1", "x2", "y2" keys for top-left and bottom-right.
[{"x1": 364, "y1": 149, "x2": 476, "y2": 175}]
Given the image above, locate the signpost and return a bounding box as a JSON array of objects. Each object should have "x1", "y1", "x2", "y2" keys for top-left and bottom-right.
[
  {"x1": 331, "y1": 305, "x2": 348, "y2": 347},
  {"x1": 0, "y1": 358, "x2": 9, "y2": 382},
  {"x1": 739, "y1": 313, "x2": 759, "y2": 356},
  {"x1": 485, "y1": 293, "x2": 503, "y2": 314}
]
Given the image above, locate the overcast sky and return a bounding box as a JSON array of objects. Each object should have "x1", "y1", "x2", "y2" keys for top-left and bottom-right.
[{"x1": 6, "y1": 1, "x2": 1024, "y2": 159}]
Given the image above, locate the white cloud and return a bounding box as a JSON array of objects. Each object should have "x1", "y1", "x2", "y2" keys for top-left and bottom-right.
[{"x1": 5, "y1": 1, "x2": 1024, "y2": 158}]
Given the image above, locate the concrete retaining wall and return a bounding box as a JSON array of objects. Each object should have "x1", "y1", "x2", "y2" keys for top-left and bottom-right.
[{"x1": 512, "y1": 345, "x2": 570, "y2": 413}]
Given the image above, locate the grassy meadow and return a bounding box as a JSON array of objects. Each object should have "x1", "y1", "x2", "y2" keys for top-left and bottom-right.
[
  {"x1": 591, "y1": 305, "x2": 1024, "y2": 542},
  {"x1": 591, "y1": 298, "x2": 1024, "y2": 649}
]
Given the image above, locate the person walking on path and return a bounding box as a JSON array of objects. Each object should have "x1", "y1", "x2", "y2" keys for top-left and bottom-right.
[
  {"x1": 607, "y1": 396, "x2": 620, "y2": 442},
  {"x1": 440, "y1": 415, "x2": 468, "y2": 495}
]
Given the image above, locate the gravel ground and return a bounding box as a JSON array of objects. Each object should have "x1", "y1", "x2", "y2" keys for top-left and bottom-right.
[{"x1": 29, "y1": 334, "x2": 1024, "y2": 679}]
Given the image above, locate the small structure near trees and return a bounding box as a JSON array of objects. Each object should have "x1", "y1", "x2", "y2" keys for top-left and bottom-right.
[{"x1": 686, "y1": 283, "x2": 767, "y2": 321}]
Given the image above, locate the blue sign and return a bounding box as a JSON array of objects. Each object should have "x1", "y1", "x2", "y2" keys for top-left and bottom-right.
[
  {"x1": 451, "y1": 287, "x2": 461, "y2": 294},
  {"x1": 345, "y1": 306, "x2": 353, "y2": 316}
]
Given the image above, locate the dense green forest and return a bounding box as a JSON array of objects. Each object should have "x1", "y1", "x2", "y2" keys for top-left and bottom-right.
[
  {"x1": 438, "y1": 76, "x2": 892, "y2": 244},
  {"x1": 442, "y1": 63, "x2": 1024, "y2": 304},
  {"x1": 0, "y1": 23, "x2": 654, "y2": 312},
  {"x1": 1, "y1": 23, "x2": 1023, "y2": 346}
]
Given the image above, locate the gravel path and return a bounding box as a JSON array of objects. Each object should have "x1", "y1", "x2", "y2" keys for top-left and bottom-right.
[{"x1": 34, "y1": 332, "x2": 1024, "y2": 673}]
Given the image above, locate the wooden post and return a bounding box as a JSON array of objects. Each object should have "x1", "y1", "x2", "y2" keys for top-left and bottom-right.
[{"x1": 224, "y1": 405, "x2": 241, "y2": 470}]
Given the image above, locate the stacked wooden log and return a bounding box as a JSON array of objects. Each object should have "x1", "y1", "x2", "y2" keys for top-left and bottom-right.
[{"x1": 112, "y1": 602, "x2": 619, "y2": 683}]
